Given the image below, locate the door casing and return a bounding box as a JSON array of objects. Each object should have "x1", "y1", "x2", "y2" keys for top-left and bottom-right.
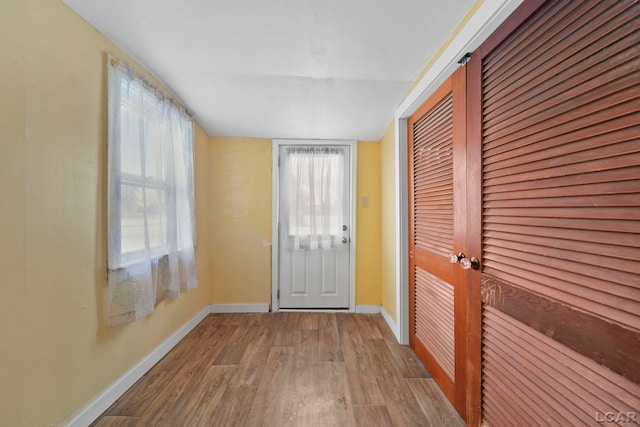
[{"x1": 271, "y1": 139, "x2": 357, "y2": 312}]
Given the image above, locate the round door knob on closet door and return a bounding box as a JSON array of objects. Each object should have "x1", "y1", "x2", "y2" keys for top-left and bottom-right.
[
  {"x1": 449, "y1": 252, "x2": 465, "y2": 264},
  {"x1": 460, "y1": 256, "x2": 480, "y2": 270}
]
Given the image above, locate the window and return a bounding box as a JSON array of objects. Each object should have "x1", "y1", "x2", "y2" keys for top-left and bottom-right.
[
  {"x1": 281, "y1": 146, "x2": 347, "y2": 250},
  {"x1": 107, "y1": 56, "x2": 197, "y2": 326}
]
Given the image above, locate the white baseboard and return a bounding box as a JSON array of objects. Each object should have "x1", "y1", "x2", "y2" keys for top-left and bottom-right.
[
  {"x1": 210, "y1": 303, "x2": 270, "y2": 313},
  {"x1": 64, "y1": 305, "x2": 211, "y2": 427},
  {"x1": 355, "y1": 305, "x2": 381, "y2": 314},
  {"x1": 381, "y1": 306, "x2": 401, "y2": 343}
]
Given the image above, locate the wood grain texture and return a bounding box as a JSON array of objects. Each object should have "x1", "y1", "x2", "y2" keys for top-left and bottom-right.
[
  {"x1": 338, "y1": 314, "x2": 386, "y2": 406},
  {"x1": 371, "y1": 314, "x2": 430, "y2": 379},
  {"x1": 91, "y1": 416, "x2": 139, "y2": 427},
  {"x1": 92, "y1": 313, "x2": 464, "y2": 427},
  {"x1": 482, "y1": 275, "x2": 640, "y2": 384},
  {"x1": 475, "y1": 2, "x2": 640, "y2": 426},
  {"x1": 104, "y1": 320, "x2": 236, "y2": 417},
  {"x1": 228, "y1": 315, "x2": 277, "y2": 387},
  {"x1": 168, "y1": 365, "x2": 236, "y2": 427},
  {"x1": 244, "y1": 346, "x2": 294, "y2": 426},
  {"x1": 482, "y1": 306, "x2": 640, "y2": 427},
  {"x1": 213, "y1": 325, "x2": 260, "y2": 365},
  {"x1": 407, "y1": 378, "x2": 466, "y2": 427},
  {"x1": 464, "y1": 46, "x2": 484, "y2": 427},
  {"x1": 480, "y1": 0, "x2": 640, "y2": 332},
  {"x1": 364, "y1": 338, "x2": 429, "y2": 426},
  {"x1": 318, "y1": 313, "x2": 344, "y2": 362},
  {"x1": 352, "y1": 405, "x2": 394, "y2": 427},
  {"x1": 408, "y1": 65, "x2": 471, "y2": 422},
  {"x1": 206, "y1": 385, "x2": 257, "y2": 427}
]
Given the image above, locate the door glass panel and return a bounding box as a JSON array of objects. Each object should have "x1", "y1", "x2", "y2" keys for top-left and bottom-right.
[{"x1": 282, "y1": 146, "x2": 345, "y2": 250}]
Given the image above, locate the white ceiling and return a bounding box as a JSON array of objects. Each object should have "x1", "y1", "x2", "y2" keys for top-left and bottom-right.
[{"x1": 64, "y1": 0, "x2": 476, "y2": 140}]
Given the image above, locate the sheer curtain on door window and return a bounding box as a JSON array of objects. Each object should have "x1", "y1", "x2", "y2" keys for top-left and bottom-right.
[
  {"x1": 281, "y1": 146, "x2": 345, "y2": 251},
  {"x1": 107, "y1": 56, "x2": 197, "y2": 327}
]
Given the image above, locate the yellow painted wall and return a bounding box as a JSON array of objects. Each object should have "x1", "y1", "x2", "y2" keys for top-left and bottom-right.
[
  {"x1": 356, "y1": 142, "x2": 382, "y2": 305},
  {"x1": 209, "y1": 137, "x2": 273, "y2": 305},
  {"x1": 0, "y1": 1, "x2": 26, "y2": 423},
  {"x1": 0, "y1": 1, "x2": 211, "y2": 425},
  {"x1": 208, "y1": 139, "x2": 382, "y2": 307},
  {"x1": 380, "y1": 122, "x2": 397, "y2": 321}
]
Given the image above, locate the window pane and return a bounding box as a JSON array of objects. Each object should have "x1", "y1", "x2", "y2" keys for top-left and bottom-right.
[
  {"x1": 145, "y1": 187, "x2": 167, "y2": 251},
  {"x1": 144, "y1": 119, "x2": 161, "y2": 179},
  {"x1": 286, "y1": 151, "x2": 344, "y2": 237},
  {"x1": 120, "y1": 107, "x2": 142, "y2": 176},
  {"x1": 120, "y1": 183, "x2": 145, "y2": 254},
  {"x1": 120, "y1": 183, "x2": 168, "y2": 257}
]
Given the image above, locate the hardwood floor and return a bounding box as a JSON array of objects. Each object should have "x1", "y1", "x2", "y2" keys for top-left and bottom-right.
[{"x1": 92, "y1": 313, "x2": 465, "y2": 427}]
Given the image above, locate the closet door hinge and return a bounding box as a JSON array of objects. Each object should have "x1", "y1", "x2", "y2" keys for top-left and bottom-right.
[{"x1": 458, "y1": 52, "x2": 472, "y2": 65}]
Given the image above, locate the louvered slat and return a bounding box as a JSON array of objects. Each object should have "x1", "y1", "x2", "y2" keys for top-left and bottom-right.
[
  {"x1": 478, "y1": 1, "x2": 640, "y2": 425},
  {"x1": 415, "y1": 266, "x2": 455, "y2": 381},
  {"x1": 483, "y1": 307, "x2": 640, "y2": 427},
  {"x1": 482, "y1": 0, "x2": 640, "y2": 331},
  {"x1": 413, "y1": 93, "x2": 454, "y2": 257},
  {"x1": 483, "y1": 1, "x2": 637, "y2": 115}
]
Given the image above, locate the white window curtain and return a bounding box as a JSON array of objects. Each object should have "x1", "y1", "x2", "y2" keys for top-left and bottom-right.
[
  {"x1": 282, "y1": 147, "x2": 345, "y2": 251},
  {"x1": 107, "y1": 56, "x2": 197, "y2": 327}
]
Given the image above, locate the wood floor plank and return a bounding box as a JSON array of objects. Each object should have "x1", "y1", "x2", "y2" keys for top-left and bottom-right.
[
  {"x1": 105, "y1": 323, "x2": 236, "y2": 417},
  {"x1": 301, "y1": 311, "x2": 321, "y2": 330},
  {"x1": 297, "y1": 327, "x2": 320, "y2": 364},
  {"x1": 229, "y1": 312, "x2": 271, "y2": 327},
  {"x1": 364, "y1": 338, "x2": 429, "y2": 426},
  {"x1": 318, "y1": 312, "x2": 344, "y2": 362},
  {"x1": 355, "y1": 314, "x2": 384, "y2": 340},
  {"x1": 316, "y1": 361, "x2": 355, "y2": 426},
  {"x1": 407, "y1": 378, "x2": 466, "y2": 427},
  {"x1": 229, "y1": 315, "x2": 278, "y2": 386},
  {"x1": 90, "y1": 415, "x2": 139, "y2": 427},
  {"x1": 92, "y1": 314, "x2": 463, "y2": 427},
  {"x1": 134, "y1": 332, "x2": 238, "y2": 427},
  {"x1": 371, "y1": 315, "x2": 431, "y2": 379},
  {"x1": 273, "y1": 312, "x2": 300, "y2": 347},
  {"x1": 206, "y1": 385, "x2": 258, "y2": 427},
  {"x1": 104, "y1": 318, "x2": 217, "y2": 416},
  {"x1": 158, "y1": 364, "x2": 236, "y2": 427},
  {"x1": 213, "y1": 324, "x2": 260, "y2": 365},
  {"x1": 244, "y1": 346, "x2": 295, "y2": 426},
  {"x1": 337, "y1": 314, "x2": 386, "y2": 406},
  {"x1": 352, "y1": 405, "x2": 394, "y2": 427},
  {"x1": 281, "y1": 361, "x2": 320, "y2": 424},
  {"x1": 280, "y1": 328, "x2": 322, "y2": 426},
  {"x1": 210, "y1": 313, "x2": 242, "y2": 325}
]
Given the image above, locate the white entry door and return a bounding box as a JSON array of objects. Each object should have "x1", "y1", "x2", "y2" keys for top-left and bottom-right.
[{"x1": 277, "y1": 144, "x2": 352, "y2": 309}]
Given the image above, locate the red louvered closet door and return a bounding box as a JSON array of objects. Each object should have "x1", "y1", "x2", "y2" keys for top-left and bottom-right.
[
  {"x1": 409, "y1": 67, "x2": 471, "y2": 421},
  {"x1": 466, "y1": 0, "x2": 640, "y2": 425}
]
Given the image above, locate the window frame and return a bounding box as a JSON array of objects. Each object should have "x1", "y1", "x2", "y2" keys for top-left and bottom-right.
[{"x1": 108, "y1": 59, "x2": 194, "y2": 270}]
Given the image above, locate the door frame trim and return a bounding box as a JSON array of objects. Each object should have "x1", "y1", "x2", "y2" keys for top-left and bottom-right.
[
  {"x1": 271, "y1": 139, "x2": 358, "y2": 312},
  {"x1": 391, "y1": 0, "x2": 523, "y2": 346}
]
